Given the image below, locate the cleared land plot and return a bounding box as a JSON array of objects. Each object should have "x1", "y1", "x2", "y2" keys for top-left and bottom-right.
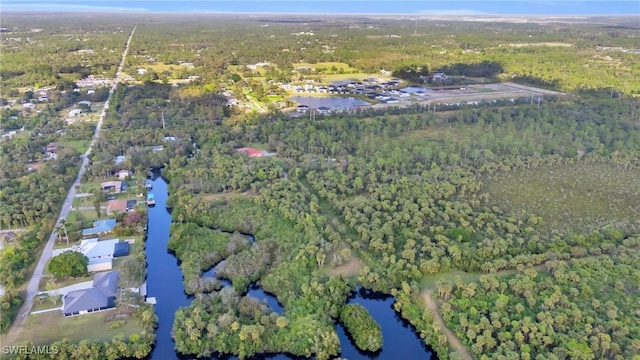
[
  {"x1": 483, "y1": 163, "x2": 640, "y2": 234},
  {"x1": 424, "y1": 82, "x2": 564, "y2": 105},
  {"x1": 1, "y1": 308, "x2": 142, "y2": 346},
  {"x1": 293, "y1": 62, "x2": 358, "y2": 74}
]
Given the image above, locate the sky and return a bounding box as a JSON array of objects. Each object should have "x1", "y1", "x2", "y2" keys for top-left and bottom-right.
[{"x1": 2, "y1": 0, "x2": 639, "y2": 15}]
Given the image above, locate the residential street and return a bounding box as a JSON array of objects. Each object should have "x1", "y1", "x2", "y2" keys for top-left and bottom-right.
[{"x1": 7, "y1": 24, "x2": 137, "y2": 336}]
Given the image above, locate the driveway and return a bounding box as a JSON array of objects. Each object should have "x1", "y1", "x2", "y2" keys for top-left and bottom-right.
[
  {"x1": 40, "y1": 280, "x2": 93, "y2": 297},
  {"x1": 8, "y1": 24, "x2": 137, "y2": 336}
]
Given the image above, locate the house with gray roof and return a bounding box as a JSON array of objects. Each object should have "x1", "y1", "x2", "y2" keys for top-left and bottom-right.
[{"x1": 62, "y1": 271, "x2": 119, "y2": 317}]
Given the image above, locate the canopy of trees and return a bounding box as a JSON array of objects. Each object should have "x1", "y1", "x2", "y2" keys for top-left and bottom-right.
[
  {"x1": 47, "y1": 252, "x2": 89, "y2": 278},
  {"x1": 339, "y1": 303, "x2": 383, "y2": 352}
]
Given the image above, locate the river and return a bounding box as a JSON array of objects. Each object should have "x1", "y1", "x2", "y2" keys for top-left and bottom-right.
[{"x1": 145, "y1": 173, "x2": 435, "y2": 360}]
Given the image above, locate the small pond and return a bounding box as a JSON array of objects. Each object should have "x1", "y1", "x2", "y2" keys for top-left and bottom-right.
[{"x1": 290, "y1": 96, "x2": 370, "y2": 109}]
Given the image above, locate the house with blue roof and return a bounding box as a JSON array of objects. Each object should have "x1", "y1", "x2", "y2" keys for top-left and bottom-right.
[{"x1": 82, "y1": 219, "x2": 117, "y2": 238}]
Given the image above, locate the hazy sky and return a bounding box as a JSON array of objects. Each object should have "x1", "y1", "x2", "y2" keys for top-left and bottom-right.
[{"x1": 2, "y1": 0, "x2": 639, "y2": 15}]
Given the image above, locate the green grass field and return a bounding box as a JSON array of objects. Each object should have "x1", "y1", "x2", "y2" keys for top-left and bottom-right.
[
  {"x1": 3, "y1": 310, "x2": 143, "y2": 346},
  {"x1": 293, "y1": 62, "x2": 358, "y2": 73},
  {"x1": 483, "y1": 163, "x2": 640, "y2": 234}
]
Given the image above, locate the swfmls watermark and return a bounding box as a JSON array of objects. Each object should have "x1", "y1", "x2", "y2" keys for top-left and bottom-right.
[{"x1": 2, "y1": 345, "x2": 59, "y2": 355}]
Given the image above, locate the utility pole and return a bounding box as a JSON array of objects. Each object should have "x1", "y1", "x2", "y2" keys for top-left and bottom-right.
[{"x1": 162, "y1": 112, "x2": 166, "y2": 129}]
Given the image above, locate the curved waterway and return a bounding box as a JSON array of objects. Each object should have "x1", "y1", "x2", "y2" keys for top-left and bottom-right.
[{"x1": 145, "y1": 174, "x2": 435, "y2": 359}]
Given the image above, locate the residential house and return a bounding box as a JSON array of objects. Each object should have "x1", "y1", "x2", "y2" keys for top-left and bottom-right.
[
  {"x1": 115, "y1": 170, "x2": 131, "y2": 180},
  {"x1": 1, "y1": 231, "x2": 17, "y2": 243},
  {"x1": 114, "y1": 155, "x2": 126, "y2": 165},
  {"x1": 296, "y1": 105, "x2": 309, "y2": 113},
  {"x1": 316, "y1": 106, "x2": 331, "y2": 115},
  {"x1": 82, "y1": 219, "x2": 116, "y2": 238},
  {"x1": 68, "y1": 109, "x2": 83, "y2": 117},
  {"x1": 236, "y1": 147, "x2": 264, "y2": 157},
  {"x1": 107, "y1": 199, "x2": 126, "y2": 214},
  {"x1": 62, "y1": 271, "x2": 119, "y2": 317},
  {"x1": 52, "y1": 237, "x2": 126, "y2": 272},
  {"x1": 27, "y1": 163, "x2": 44, "y2": 172},
  {"x1": 22, "y1": 103, "x2": 37, "y2": 111},
  {"x1": 101, "y1": 180, "x2": 123, "y2": 193},
  {"x1": 45, "y1": 142, "x2": 58, "y2": 158},
  {"x1": 1, "y1": 130, "x2": 17, "y2": 139}
]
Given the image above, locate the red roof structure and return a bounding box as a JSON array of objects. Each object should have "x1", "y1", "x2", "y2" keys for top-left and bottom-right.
[{"x1": 236, "y1": 147, "x2": 263, "y2": 157}]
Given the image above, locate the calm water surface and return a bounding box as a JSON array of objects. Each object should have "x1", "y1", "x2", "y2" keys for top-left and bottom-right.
[
  {"x1": 291, "y1": 96, "x2": 369, "y2": 109},
  {"x1": 145, "y1": 174, "x2": 435, "y2": 360}
]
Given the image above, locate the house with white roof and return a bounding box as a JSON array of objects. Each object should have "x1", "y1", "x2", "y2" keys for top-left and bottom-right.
[{"x1": 52, "y1": 237, "x2": 129, "y2": 272}]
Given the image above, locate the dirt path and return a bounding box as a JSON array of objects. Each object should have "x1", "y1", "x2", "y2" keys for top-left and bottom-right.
[
  {"x1": 422, "y1": 290, "x2": 474, "y2": 360},
  {"x1": 6, "y1": 24, "x2": 138, "y2": 338}
]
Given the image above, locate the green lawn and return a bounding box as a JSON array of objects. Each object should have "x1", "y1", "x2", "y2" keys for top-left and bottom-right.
[
  {"x1": 60, "y1": 139, "x2": 90, "y2": 154},
  {"x1": 293, "y1": 62, "x2": 358, "y2": 74},
  {"x1": 3, "y1": 309, "x2": 143, "y2": 346},
  {"x1": 30, "y1": 296, "x2": 62, "y2": 312}
]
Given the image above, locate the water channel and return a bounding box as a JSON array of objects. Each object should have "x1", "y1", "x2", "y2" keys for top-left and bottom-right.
[
  {"x1": 145, "y1": 173, "x2": 435, "y2": 359},
  {"x1": 290, "y1": 96, "x2": 370, "y2": 109}
]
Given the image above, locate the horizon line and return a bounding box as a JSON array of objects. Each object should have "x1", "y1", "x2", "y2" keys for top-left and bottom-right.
[{"x1": 2, "y1": 10, "x2": 638, "y2": 17}]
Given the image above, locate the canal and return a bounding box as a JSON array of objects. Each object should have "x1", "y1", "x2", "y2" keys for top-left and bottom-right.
[{"x1": 145, "y1": 173, "x2": 435, "y2": 359}]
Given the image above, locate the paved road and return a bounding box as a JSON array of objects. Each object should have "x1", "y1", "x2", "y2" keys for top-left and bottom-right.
[{"x1": 8, "y1": 24, "x2": 137, "y2": 336}]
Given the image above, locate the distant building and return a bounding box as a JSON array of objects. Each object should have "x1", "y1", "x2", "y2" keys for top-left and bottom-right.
[
  {"x1": 68, "y1": 109, "x2": 83, "y2": 117},
  {"x1": 236, "y1": 147, "x2": 264, "y2": 157},
  {"x1": 115, "y1": 169, "x2": 131, "y2": 180},
  {"x1": 101, "y1": 180, "x2": 123, "y2": 193},
  {"x1": 106, "y1": 199, "x2": 136, "y2": 215},
  {"x1": 1, "y1": 231, "x2": 17, "y2": 243},
  {"x1": 114, "y1": 155, "x2": 126, "y2": 165},
  {"x1": 45, "y1": 142, "x2": 58, "y2": 157}
]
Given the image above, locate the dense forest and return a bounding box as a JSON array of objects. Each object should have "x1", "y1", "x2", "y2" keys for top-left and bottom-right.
[
  {"x1": 1, "y1": 14, "x2": 639, "y2": 360},
  {"x1": 86, "y1": 78, "x2": 639, "y2": 359}
]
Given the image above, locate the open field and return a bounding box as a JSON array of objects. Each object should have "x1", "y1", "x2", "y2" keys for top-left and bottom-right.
[
  {"x1": 483, "y1": 163, "x2": 640, "y2": 234},
  {"x1": 143, "y1": 62, "x2": 183, "y2": 72},
  {"x1": 1, "y1": 308, "x2": 142, "y2": 346},
  {"x1": 506, "y1": 42, "x2": 574, "y2": 47},
  {"x1": 293, "y1": 62, "x2": 359, "y2": 74},
  {"x1": 425, "y1": 82, "x2": 565, "y2": 105},
  {"x1": 325, "y1": 256, "x2": 362, "y2": 278}
]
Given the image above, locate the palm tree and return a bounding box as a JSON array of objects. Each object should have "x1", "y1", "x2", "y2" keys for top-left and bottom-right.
[
  {"x1": 55, "y1": 224, "x2": 63, "y2": 243},
  {"x1": 60, "y1": 219, "x2": 70, "y2": 244}
]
